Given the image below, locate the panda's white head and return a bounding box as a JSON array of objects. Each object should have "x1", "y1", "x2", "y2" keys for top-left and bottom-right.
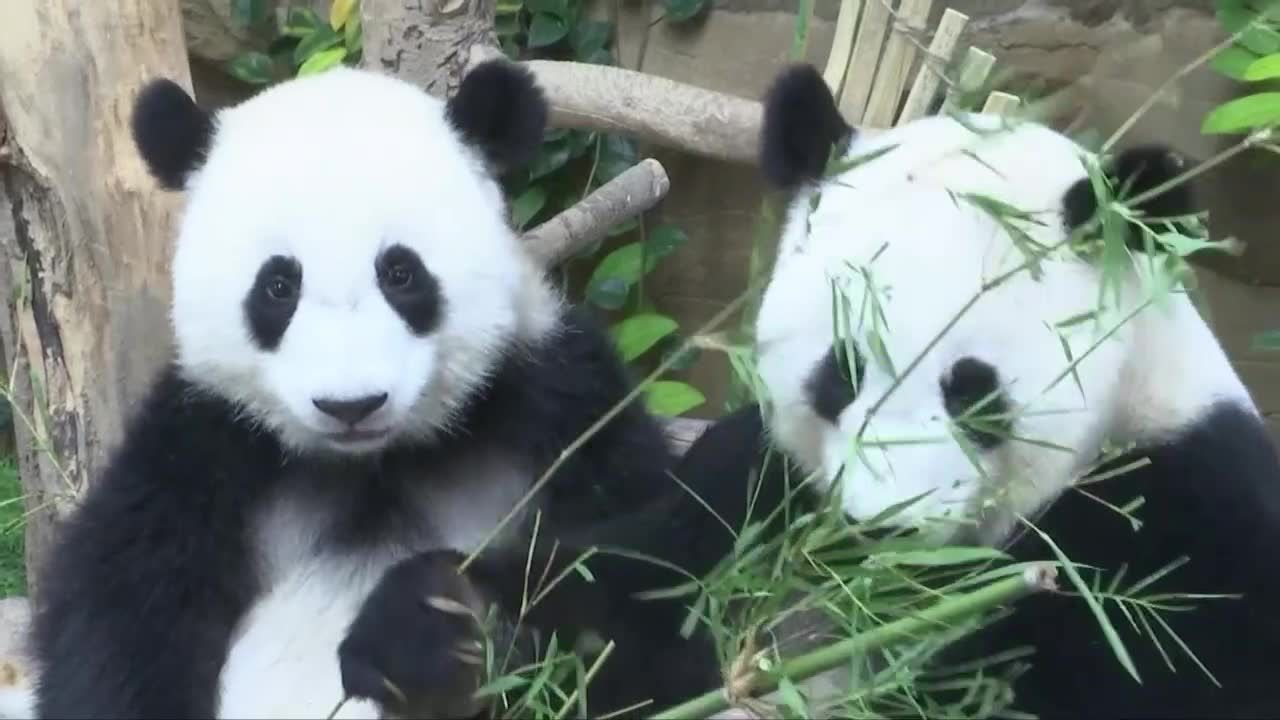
[
  {"x1": 133, "y1": 62, "x2": 561, "y2": 455},
  {"x1": 754, "y1": 65, "x2": 1253, "y2": 543}
]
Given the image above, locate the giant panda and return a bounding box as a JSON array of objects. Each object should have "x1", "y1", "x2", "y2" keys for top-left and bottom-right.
[
  {"x1": 20, "y1": 62, "x2": 754, "y2": 719},
  {"x1": 737, "y1": 63, "x2": 1280, "y2": 719}
]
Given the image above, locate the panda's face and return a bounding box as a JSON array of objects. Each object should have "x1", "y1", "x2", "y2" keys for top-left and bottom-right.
[
  {"x1": 135, "y1": 65, "x2": 555, "y2": 454},
  {"x1": 755, "y1": 66, "x2": 1206, "y2": 543}
]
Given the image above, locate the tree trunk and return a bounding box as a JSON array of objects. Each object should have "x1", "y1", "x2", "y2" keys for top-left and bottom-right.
[
  {"x1": 361, "y1": 0, "x2": 500, "y2": 98},
  {"x1": 0, "y1": 0, "x2": 194, "y2": 602}
]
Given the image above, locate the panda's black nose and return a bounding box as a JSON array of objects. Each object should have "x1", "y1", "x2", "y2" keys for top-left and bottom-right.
[{"x1": 313, "y1": 393, "x2": 388, "y2": 425}]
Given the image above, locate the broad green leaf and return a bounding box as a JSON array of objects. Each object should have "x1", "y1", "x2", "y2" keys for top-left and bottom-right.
[
  {"x1": 1245, "y1": 52, "x2": 1280, "y2": 79},
  {"x1": 330, "y1": 0, "x2": 359, "y2": 30},
  {"x1": 586, "y1": 276, "x2": 630, "y2": 309},
  {"x1": 495, "y1": 12, "x2": 521, "y2": 38},
  {"x1": 527, "y1": 13, "x2": 570, "y2": 48},
  {"x1": 528, "y1": 138, "x2": 572, "y2": 180},
  {"x1": 1252, "y1": 329, "x2": 1280, "y2": 350},
  {"x1": 527, "y1": 0, "x2": 570, "y2": 18},
  {"x1": 1212, "y1": 45, "x2": 1262, "y2": 79},
  {"x1": 510, "y1": 186, "x2": 548, "y2": 230},
  {"x1": 565, "y1": 129, "x2": 596, "y2": 159},
  {"x1": 596, "y1": 135, "x2": 639, "y2": 184},
  {"x1": 283, "y1": 6, "x2": 324, "y2": 38},
  {"x1": 611, "y1": 314, "x2": 679, "y2": 362},
  {"x1": 1201, "y1": 91, "x2": 1280, "y2": 133},
  {"x1": 664, "y1": 0, "x2": 706, "y2": 23},
  {"x1": 230, "y1": 0, "x2": 268, "y2": 27},
  {"x1": 496, "y1": 0, "x2": 524, "y2": 14},
  {"x1": 587, "y1": 242, "x2": 659, "y2": 292},
  {"x1": 297, "y1": 46, "x2": 348, "y2": 77},
  {"x1": 474, "y1": 674, "x2": 528, "y2": 698},
  {"x1": 344, "y1": 8, "x2": 364, "y2": 54},
  {"x1": 1217, "y1": 5, "x2": 1280, "y2": 55},
  {"x1": 227, "y1": 52, "x2": 275, "y2": 85},
  {"x1": 644, "y1": 381, "x2": 706, "y2": 416},
  {"x1": 294, "y1": 26, "x2": 344, "y2": 66},
  {"x1": 570, "y1": 20, "x2": 612, "y2": 61},
  {"x1": 646, "y1": 224, "x2": 688, "y2": 260}
]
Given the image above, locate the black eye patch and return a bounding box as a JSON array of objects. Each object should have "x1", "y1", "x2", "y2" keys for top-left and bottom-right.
[
  {"x1": 244, "y1": 255, "x2": 302, "y2": 351},
  {"x1": 805, "y1": 344, "x2": 867, "y2": 424},
  {"x1": 939, "y1": 357, "x2": 1012, "y2": 450},
  {"x1": 375, "y1": 244, "x2": 443, "y2": 335}
]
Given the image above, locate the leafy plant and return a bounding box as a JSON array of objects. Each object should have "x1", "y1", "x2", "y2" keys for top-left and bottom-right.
[
  {"x1": 227, "y1": 1, "x2": 364, "y2": 84},
  {"x1": 1205, "y1": 0, "x2": 1280, "y2": 134}
]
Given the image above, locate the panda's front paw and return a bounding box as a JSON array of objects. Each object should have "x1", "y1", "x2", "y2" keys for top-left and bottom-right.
[{"x1": 338, "y1": 550, "x2": 489, "y2": 718}]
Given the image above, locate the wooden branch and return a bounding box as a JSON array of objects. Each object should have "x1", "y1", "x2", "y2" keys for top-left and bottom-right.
[
  {"x1": 468, "y1": 45, "x2": 764, "y2": 164},
  {"x1": 361, "y1": 0, "x2": 500, "y2": 99},
  {"x1": 0, "y1": 1, "x2": 194, "y2": 600},
  {"x1": 523, "y1": 159, "x2": 670, "y2": 266}
]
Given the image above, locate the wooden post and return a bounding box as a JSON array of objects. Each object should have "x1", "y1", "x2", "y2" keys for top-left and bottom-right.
[
  {"x1": 362, "y1": 0, "x2": 501, "y2": 98},
  {"x1": 0, "y1": 0, "x2": 194, "y2": 601}
]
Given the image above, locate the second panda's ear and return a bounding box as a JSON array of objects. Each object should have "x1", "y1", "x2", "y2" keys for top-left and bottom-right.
[
  {"x1": 446, "y1": 60, "x2": 548, "y2": 174},
  {"x1": 760, "y1": 64, "x2": 853, "y2": 190},
  {"x1": 1063, "y1": 144, "x2": 1196, "y2": 252},
  {"x1": 131, "y1": 79, "x2": 214, "y2": 191}
]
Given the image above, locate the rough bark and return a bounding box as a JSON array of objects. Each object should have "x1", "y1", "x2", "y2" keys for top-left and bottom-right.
[
  {"x1": 523, "y1": 159, "x2": 671, "y2": 266},
  {"x1": 468, "y1": 45, "x2": 766, "y2": 164},
  {"x1": 361, "y1": 0, "x2": 501, "y2": 99},
  {"x1": 0, "y1": 1, "x2": 193, "y2": 601}
]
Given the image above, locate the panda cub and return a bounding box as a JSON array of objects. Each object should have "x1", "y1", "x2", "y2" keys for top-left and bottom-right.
[
  {"x1": 26, "y1": 63, "x2": 744, "y2": 719},
  {"x1": 748, "y1": 64, "x2": 1280, "y2": 718}
]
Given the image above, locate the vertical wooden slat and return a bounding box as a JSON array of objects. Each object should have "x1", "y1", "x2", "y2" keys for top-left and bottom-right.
[
  {"x1": 941, "y1": 46, "x2": 996, "y2": 114},
  {"x1": 897, "y1": 8, "x2": 968, "y2": 123},
  {"x1": 836, "y1": 0, "x2": 894, "y2": 124},
  {"x1": 862, "y1": 0, "x2": 935, "y2": 128},
  {"x1": 822, "y1": 0, "x2": 865, "y2": 96}
]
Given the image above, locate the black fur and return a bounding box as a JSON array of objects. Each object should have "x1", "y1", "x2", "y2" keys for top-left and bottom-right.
[
  {"x1": 338, "y1": 550, "x2": 489, "y2": 718},
  {"x1": 1062, "y1": 144, "x2": 1195, "y2": 252},
  {"x1": 446, "y1": 60, "x2": 548, "y2": 173},
  {"x1": 805, "y1": 346, "x2": 865, "y2": 424},
  {"x1": 242, "y1": 255, "x2": 302, "y2": 351},
  {"x1": 939, "y1": 356, "x2": 1011, "y2": 450},
  {"x1": 131, "y1": 79, "x2": 214, "y2": 190},
  {"x1": 31, "y1": 306, "x2": 764, "y2": 718},
  {"x1": 932, "y1": 401, "x2": 1280, "y2": 718},
  {"x1": 760, "y1": 64, "x2": 853, "y2": 190},
  {"x1": 376, "y1": 244, "x2": 443, "y2": 335}
]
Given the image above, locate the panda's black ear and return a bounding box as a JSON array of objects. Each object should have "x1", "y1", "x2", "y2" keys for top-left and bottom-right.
[
  {"x1": 131, "y1": 78, "x2": 214, "y2": 191},
  {"x1": 1063, "y1": 144, "x2": 1196, "y2": 252},
  {"x1": 760, "y1": 64, "x2": 853, "y2": 190},
  {"x1": 446, "y1": 60, "x2": 548, "y2": 174}
]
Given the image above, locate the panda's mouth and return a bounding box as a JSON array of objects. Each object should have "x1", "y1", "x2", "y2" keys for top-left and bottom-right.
[{"x1": 323, "y1": 428, "x2": 393, "y2": 451}]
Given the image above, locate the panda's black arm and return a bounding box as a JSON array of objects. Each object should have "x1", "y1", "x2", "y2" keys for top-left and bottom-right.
[
  {"x1": 30, "y1": 366, "x2": 279, "y2": 719},
  {"x1": 457, "y1": 306, "x2": 794, "y2": 713}
]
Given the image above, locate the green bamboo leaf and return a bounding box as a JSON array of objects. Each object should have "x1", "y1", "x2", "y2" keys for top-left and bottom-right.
[
  {"x1": 643, "y1": 381, "x2": 706, "y2": 416},
  {"x1": 874, "y1": 546, "x2": 1011, "y2": 567},
  {"x1": 527, "y1": 13, "x2": 570, "y2": 48},
  {"x1": 1244, "y1": 52, "x2": 1280, "y2": 80},
  {"x1": 227, "y1": 52, "x2": 275, "y2": 85},
  {"x1": 570, "y1": 20, "x2": 612, "y2": 61},
  {"x1": 296, "y1": 46, "x2": 348, "y2": 77},
  {"x1": 1201, "y1": 92, "x2": 1280, "y2": 134},
  {"x1": 344, "y1": 9, "x2": 364, "y2": 54},
  {"x1": 611, "y1": 314, "x2": 679, "y2": 362}
]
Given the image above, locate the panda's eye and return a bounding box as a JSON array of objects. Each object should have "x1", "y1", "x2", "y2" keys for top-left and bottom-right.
[
  {"x1": 265, "y1": 275, "x2": 297, "y2": 302},
  {"x1": 383, "y1": 263, "x2": 415, "y2": 289}
]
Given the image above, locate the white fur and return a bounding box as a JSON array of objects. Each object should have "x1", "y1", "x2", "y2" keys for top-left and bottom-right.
[
  {"x1": 170, "y1": 67, "x2": 562, "y2": 455},
  {"x1": 755, "y1": 113, "x2": 1253, "y2": 545}
]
